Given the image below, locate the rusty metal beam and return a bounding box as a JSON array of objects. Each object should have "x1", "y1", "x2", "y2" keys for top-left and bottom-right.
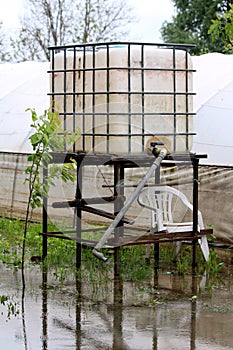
[{"x1": 52, "y1": 195, "x2": 125, "y2": 208}]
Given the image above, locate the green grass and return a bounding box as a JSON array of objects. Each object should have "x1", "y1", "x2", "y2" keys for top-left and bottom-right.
[
  {"x1": 0, "y1": 216, "x2": 223, "y2": 284},
  {"x1": 0, "y1": 216, "x2": 41, "y2": 267}
]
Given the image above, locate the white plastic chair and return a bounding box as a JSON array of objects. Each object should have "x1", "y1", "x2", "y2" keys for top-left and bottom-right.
[{"x1": 137, "y1": 185, "x2": 210, "y2": 261}]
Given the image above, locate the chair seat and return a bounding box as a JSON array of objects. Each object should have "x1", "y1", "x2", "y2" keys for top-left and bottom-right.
[{"x1": 164, "y1": 222, "x2": 193, "y2": 227}]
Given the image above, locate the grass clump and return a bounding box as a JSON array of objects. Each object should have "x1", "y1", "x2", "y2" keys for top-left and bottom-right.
[
  {"x1": 120, "y1": 246, "x2": 153, "y2": 281},
  {"x1": 0, "y1": 216, "x2": 41, "y2": 267}
]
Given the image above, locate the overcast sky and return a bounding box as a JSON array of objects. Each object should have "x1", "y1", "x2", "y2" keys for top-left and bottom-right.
[{"x1": 0, "y1": 0, "x2": 174, "y2": 42}]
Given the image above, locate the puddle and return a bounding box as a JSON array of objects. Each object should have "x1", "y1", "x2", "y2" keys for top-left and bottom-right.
[{"x1": 1, "y1": 265, "x2": 233, "y2": 349}]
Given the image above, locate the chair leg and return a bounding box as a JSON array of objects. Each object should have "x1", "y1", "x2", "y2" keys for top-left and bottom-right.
[
  {"x1": 145, "y1": 244, "x2": 152, "y2": 258},
  {"x1": 198, "y1": 236, "x2": 210, "y2": 261},
  {"x1": 172, "y1": 241, "x2": 182, "y2": 261}
]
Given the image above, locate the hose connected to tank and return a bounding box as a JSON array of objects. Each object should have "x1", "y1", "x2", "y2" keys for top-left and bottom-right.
[{"x1": 92, "y1": 146, "x2": 167, "y2": 261}]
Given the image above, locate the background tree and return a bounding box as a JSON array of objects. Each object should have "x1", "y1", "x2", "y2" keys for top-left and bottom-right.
[
  {"x1": 209, "y1": 3, "x2": 233, "y2": 53},
  {"x1": 0, "y1": 21, "x2": 11, "y2": 62},
  {"x1": 160, "y1": 0, "x2": 233, "y2": 55},
  {"x1": 10, "y1": 0, "x2": 136, "y2": 62}
]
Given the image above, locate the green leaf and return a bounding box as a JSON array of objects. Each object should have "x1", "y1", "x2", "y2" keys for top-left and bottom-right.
[{"x1": 30, "y1": 133, "x2": 43, "y2": 146}]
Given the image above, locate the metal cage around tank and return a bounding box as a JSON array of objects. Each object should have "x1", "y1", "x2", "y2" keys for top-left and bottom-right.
[
  {"x1": 48, "y1": 42, "x2": 196, "y2": 155},
  {"x1": 42, "y1": 42, "x2": 213, "y2": 273}
]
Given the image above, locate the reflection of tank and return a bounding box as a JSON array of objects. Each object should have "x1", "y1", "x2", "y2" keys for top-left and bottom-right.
[{"x1": 50, "y1": 42, "x2": 194, "y2": 154}]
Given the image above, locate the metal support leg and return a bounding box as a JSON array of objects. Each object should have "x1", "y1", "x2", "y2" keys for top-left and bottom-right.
[
  {"x1": 75, "y1": 161, "x2": 82, "y2": 269},
  {"x1": 192, "y1": 157, "x2": 199, "y2": 271},
  {"x1": 42, "y1": 165, "x2": 48, "y2": 261},
  {"x1": 113, "y1": 163, "x2": 124, "y2": 276}
]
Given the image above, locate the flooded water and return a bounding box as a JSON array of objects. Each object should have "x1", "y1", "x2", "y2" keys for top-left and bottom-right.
[{"x1": 1, "y1": 264, "x2": 233, "y2": 350}]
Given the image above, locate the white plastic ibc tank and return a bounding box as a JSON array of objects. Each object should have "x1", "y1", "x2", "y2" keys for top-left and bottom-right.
[
  {"x1": 52, "y1": 49, "x2": 93, "y2": 152},
  {"x1": 53, "y1": 45, "x2": 193, "y2": 154}
]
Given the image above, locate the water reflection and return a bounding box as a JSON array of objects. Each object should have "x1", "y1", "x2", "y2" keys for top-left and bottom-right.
[
  {"x1": 112, "y1": 277, "x2": 124, "y2": 349},
  {"x1": 40, "y1": 268, "x2": 199, "y2": 350},
  {"x1": 42, "y1": 266, "x2": 48, "y2": 350},
  {"x1": 1, "y1": 265, "x2": 233, "y2": 350},
  {"x1": 190, "y1": 276, "x2": 197, "y2": 350}
]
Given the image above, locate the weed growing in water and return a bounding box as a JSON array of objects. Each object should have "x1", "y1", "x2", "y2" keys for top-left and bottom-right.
[
  {"x1": 0, "y1": 294, "x2": 20, "y2": 320},
  {"x1": 205, "y1": 250, "x2": 225, "y2": 276},
  {"x1": 119, "y1": 246, "x2": 153, "y2": 281}
]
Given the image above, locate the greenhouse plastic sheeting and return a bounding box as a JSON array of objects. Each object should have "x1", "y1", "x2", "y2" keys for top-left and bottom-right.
[
  {"x1": 192, "y1": 53, "x2": 233, "y2": 166},
  {"x1": 0, "y1": 61, "x2": 49, "y2": 153}
]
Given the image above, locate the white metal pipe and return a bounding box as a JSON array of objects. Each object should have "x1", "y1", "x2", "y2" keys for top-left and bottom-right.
[{"x1": 92, "y1": 148, "x2": 167, "y2": 261}]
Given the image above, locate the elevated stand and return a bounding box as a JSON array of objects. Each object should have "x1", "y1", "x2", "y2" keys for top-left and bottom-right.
[{"x1": 41, "y1": 152, "x2": 212, "y2": 275}]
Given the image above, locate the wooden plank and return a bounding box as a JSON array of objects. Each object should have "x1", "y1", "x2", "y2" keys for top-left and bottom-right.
[
  {"x1": 116, "y1": 236, "x2": 201, "y2": 247},
  {"x1": 40, "y1": 228, "x2": 213, "y2": 249},
  {"x1": 128, "y1": 228, "x2": 213, "y2": 241}
]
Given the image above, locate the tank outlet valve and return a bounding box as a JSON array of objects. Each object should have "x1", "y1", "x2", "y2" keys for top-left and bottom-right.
[{"x1": 151, "y1": 142, "x2": 165, "y2": 156}]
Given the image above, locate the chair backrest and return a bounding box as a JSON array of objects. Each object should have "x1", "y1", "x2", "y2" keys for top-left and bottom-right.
[{"x1": 137, "y1": 185, "x2": 195, "y2": 231}]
